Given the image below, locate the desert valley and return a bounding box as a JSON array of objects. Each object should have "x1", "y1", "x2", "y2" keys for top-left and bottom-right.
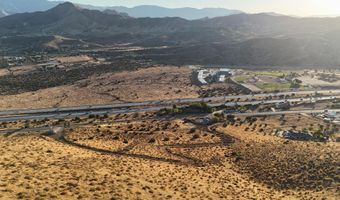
[{"x1": 0, "y1": 0, "x2": 339, "y2": 199}]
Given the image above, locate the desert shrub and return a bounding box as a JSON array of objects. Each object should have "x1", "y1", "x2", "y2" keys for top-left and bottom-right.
[
  {"x1": 188, "y1": 128, "x2": 196, "y2": 134},
  {"x1": 192, "y1": 134, "x2": 200, "y2": 140},
  {"x1": 148, "y1": 138, "x2": 156, "y2": 143}
]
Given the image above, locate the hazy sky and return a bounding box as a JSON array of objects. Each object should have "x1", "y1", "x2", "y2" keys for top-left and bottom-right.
[{"x1": 60, "y1": 0, "x2": 340, "y2": 16}]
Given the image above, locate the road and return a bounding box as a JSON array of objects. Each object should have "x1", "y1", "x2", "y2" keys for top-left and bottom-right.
[
  {"x1": 0, "y1": 107, "x2": 170, "y2": 122},
  {"x1": 1, "y1": 89, "x2": 339, "y2": 116},
  {"x1": 0, "y1": 89, "x2": 339, "y2": 122},
  {"x1": 1, "y1": 104, "x2": 339, "y2": 125},
  {"x1": 0, "y1": 103, "x2": 338, "y2": 123}
]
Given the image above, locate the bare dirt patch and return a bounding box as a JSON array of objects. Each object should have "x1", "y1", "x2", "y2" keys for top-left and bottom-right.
[
  {"x1": 0, "y1": 66, "x2": 200, "y2": 110},
  {"x1": 53, "y1": 55, "x2": 93, "y2": 64}
]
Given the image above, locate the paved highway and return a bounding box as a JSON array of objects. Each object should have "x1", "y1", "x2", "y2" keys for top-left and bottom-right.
[
  {"x1": 0, "y1": 89, "x2": 339, "y2": 116},
  {"x1": 0, "y1": 97, "x2": 339, "y2": 122},
  {"x1": 0, "y1": 107, "x2": 170, "y2": 122},
  {"x1": 0, "y1": 105, "x2": 339, "y2": 123}
]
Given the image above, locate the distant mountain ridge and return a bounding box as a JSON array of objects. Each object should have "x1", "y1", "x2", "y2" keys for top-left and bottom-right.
[
  {"x1": 1, "y1": 2, "x2": 340, "y2": 45},
  {"x1": 0, "y1": 3, "x2": 188, "y2": 36},
  {"x1": 102, "y1": 5, "x2": 243, "y2": 20},
  {"x1": 1, "y1": 2, "x2": 340, "y2": 67},
  {"x1": 2, "y1": 3, "x2": 339, "y2": 38},
  {"x1": 0, "y1": 0, "x2": 243, "y2": 19}
]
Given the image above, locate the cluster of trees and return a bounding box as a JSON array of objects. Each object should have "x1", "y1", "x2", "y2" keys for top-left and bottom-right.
[
  {"x1": 0, "y1": 58, "x2": 8, "y2": 68},
  {"x1": 290, "y1": 79, "x2": 302, "y2": 89},
  {"x1": 158, "y1": 102, "x2": 213, "y2": 116}
]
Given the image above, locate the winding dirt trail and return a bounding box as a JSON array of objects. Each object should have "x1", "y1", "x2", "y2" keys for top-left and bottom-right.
[{"x1": 49, "y1": 119, "x2": 236, "y2": 167}]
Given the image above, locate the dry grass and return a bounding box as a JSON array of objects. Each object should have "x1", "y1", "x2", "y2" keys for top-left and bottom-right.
[
  {"x1": 221, "y1": 114, "x2": 333, "y2": 140},
  {"x1": 1, "y1": 116, "x2": 338, "y2": 199},
  {"x1": 0, "y1": 65, "x2": 39, "y2": 78},
  {"x1": 215, "y1": 114, "x2": 339, "y2": 199},
  {"x1": 0, "y1": 66, "x2": 200, "y2": 110},
  {"x1": 0, "y1": 133, "x2": 291, "y2": 200},
  {"x1": 0, "y1": 68, "x2": 10, "y2": 77},
  {"x1": 53, "y1": 55, "x2": 93, "y2": 64}
]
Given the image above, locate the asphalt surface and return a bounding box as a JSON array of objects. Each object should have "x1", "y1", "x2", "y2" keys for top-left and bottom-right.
[
  {"x1": 1, "y1": 89, "x2": 339, "y2": 116},
  {"x1": 0, "y1": 89, "x2": 339, "y2": 122},
  {"x1": 0, "y1": 107, "x2": 170, "y2": 122}
]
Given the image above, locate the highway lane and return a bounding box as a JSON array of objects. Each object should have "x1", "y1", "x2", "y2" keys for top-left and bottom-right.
[
  {"x1": 1, "y1": 89, "x2": 339, "y2": 116},
  {"x1": 0, "y1": 95, "x2": 338, "y2": 122},
  {"x1": 1, "y1": 106, "x2": 338, "y2": 123},
  {"x1": 0, "y1": 106, "x2": 171, "y2": 122}
]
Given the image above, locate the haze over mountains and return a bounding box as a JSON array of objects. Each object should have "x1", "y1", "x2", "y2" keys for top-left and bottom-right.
[
  {"x1": 91, "y1": 5, "x2": 243, "y2": 20},
  {"x1": 0, "y1": 0, "x2": 242, "y2": 19},
  {"x1": 0, "y1": 2, "x2": 340, "y2": 67},
  {"x1": 0, "y1": 0, "x2": 60, "y2": 14}
]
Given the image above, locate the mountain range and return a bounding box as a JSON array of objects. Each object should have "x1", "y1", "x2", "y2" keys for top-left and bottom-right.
[
  {"x1": 0, "y1": 2, "x2": 340, "y2": 67},
  {"x1": 1, "y1": 3, "x2": 339, "y2": 41},
  {"x1": 0, "y1": 3, "x2": 188, "y2": 39},
  {"x1": 0, "y1": 0, "x2": 242, "y2": 19},
  {"x1": 89, "y1": 5, "x2": 243, "y2": 20}
]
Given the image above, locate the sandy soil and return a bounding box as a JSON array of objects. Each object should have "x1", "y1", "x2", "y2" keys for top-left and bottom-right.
[
  {"x1": 53, "y1": 55, "x2": 93, "y2": 64},
  {"x1": 0, "y1": 68, "x2": 10, "y2": 77},
  {"x1": 0, "y1": 133, "x2": 285, "y2": 200},
  {"x1": 217, "y1": 124, "x2": 339, "y2": 199},
  {"x1": 1, "y1": 116, "x2": 338, "y2": 199},
  {"x1": 0, "y1": 66, "x2": 200, "y2": 110},
  {"x1": 0, "y1": 65, "x2": 39, "y2": 77},
  {"x1": 299, "y1": 76, "x2": 340, "y2": 87},
  {"x1": 229, "y1": 114, "x2": 334, "y2": 137},
  {"x1": 214, "y1": 114, "x2": 339, "y2": 199}
]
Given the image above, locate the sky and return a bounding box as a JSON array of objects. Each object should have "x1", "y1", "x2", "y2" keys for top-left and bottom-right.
[{"x1": 58, "y1": 0, "x2": 340, "y2": 16}]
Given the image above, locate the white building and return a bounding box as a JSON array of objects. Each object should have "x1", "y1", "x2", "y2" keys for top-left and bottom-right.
[
  {"x1": 219, "y1": 75, "x2": 226, "y2": 82},
  {"x1": 198, "y1": 69, "x2": 208, "y2": 84},
  {"x1": 197, "y1": 68, "x2": 234, "y2": 84}
]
